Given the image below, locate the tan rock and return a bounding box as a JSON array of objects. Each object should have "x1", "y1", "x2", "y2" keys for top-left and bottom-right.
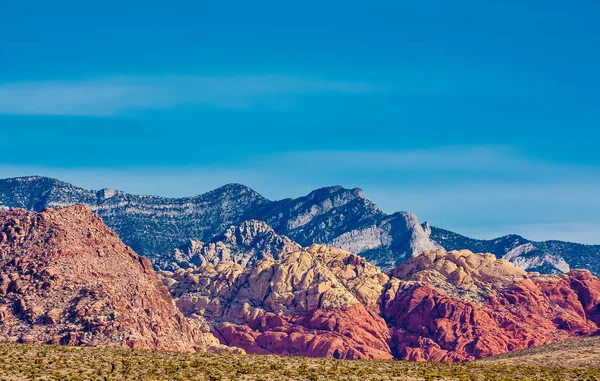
[{"x1": 162, "y1": 244, "x2": 392, "y2": 359}]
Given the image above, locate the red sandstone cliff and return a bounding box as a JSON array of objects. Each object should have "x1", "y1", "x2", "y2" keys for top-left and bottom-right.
[
  {"x1": 383, "y1": 250, "x2": 600, "y2": 361},
  {"x1": 163, "y1": 245, "x2": 600, "y2": 361},
  {"x1": 160, "y1": 244, "x2": 392, "y2": 359}
]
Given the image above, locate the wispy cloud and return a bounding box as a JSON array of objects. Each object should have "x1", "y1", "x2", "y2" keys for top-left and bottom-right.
[{"x1": 0, "y1": 75, "x2": 377, "y2": 116}]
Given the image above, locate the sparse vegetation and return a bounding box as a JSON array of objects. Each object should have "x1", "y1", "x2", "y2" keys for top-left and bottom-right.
[
  {"x1": 0, "y1": 343, "x2": 598, "y2": 381},
  {"x1": 481, "y1": 336, "x2": 600, "y2": 370}
]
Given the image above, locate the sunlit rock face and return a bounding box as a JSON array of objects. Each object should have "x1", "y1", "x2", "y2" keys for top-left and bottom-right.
[
  {"x1": 0, "y1": 205, "x2": 223, "y2": 352},
  {"x1": 382, "y1": 249, "x2": 600, "y2": 361},
  {"x1": 160, "y1": 244, "x2": 393, "y2": 359}
]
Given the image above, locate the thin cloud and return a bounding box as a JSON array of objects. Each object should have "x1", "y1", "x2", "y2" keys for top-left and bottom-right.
[{"x1": 0, "y1": 75, "x2": 377, "y2": 116}]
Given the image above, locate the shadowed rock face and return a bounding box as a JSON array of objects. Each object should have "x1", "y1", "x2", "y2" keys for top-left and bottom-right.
[{"x1": 0, "y1": 206, "x2": 222, "y2": 351}]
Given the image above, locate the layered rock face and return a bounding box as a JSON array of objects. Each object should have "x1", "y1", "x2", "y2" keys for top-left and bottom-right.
[
  {"x1": 0, "y1": 206, "x2": 221, "y2": 351},
  {"x1": 252, "y1": 187, "x2": 441, "y2": 269},
  {"x1": 160, "y1": 244, "x2": 392, "y2": 359},
  {"x1": 382, "y1": 250, "x2": 600, "y2": 361}
]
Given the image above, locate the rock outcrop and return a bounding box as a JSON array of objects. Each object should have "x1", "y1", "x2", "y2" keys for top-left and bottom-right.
[
  {"x1": 0, "y1": 205, "x2": 221, "y2": 351},
  {"x1": 154, "y1": 220, "x2": 301, "y2": 271},
  {"x1": 160, "y1": 244, "x2": 392, "y2": 359},
  {"x1": 154, "y1": 239, "x2": 204, "y2": 271},
  {"x1": 382, "y1": 249, "x2": 600, "y2": 361},
  {"x1": 159, "y1": 241, "x2": 600, "y2": 361},
  {"x1": 192, "y1": 220, "x2": 301, "y2": 269}
]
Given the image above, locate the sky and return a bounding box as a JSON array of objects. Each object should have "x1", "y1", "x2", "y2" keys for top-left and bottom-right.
[{"x1": 1, "y1": 1, "x2": 599, "y2": 244}]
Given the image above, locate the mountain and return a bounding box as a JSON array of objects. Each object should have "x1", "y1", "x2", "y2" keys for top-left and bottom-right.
[
  {"x1": 160, "y1": 238, "x2": 600, "y2": 361},
  {"x1": 160, "y1": 244, "x2": 394, "y2": 359},
  {"x1": 0, "y1": 205, "x2": 222, "y2": 351},
  {"x1": 0, "y1": 176, "x2": 439, "y2": 269},
  {"x1": 430, "y1": 227, "x2": 600, "y2": 275},
  {"x1": 1, "y1": 176, "x2": 597, "y2": 274},
  {"x1": 252, "y1": 186, "x2": 441, "y2": 268},
  {"x1": 382, "y1": 249, "x2": 600, "y2": 361},
  {"x1": 155, "y1": 220, "x2": 302, "y2": 271},
  {"x1": 2, "y1": 204, "x2": 599, "y2": 361},
  {"x1": 0, "y1": 176, "x2": 270, "y2": 259}
]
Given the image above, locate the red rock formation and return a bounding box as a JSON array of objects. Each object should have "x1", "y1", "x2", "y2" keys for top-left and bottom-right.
[
  {"x1": 161, "y1": 245, "x2": 392, "y2": 359},
  {"x1": 0, "y1": 206, "x2": 222, "y2": 351},
  {"x1": 383, "y1": 250, "x2": 600, "y2": 361},
  {"x1": 162, "y1": 244, "x2": 600, "y2": 361},
  {"x1": 7, "y1": 208, "x2": 597, "y2": 363},
  {"x1": 215, "y1": 304, "x2": 391, "y2": 359}
]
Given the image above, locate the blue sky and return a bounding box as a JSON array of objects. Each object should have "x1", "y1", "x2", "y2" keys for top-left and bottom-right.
[{"x1": 1, "y1": 1, "x2": 599, "y2": 243}]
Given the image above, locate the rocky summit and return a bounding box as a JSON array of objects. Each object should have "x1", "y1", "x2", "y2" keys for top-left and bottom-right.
[
  {"x1": 155, "y1": 220, "x2": 302, "y2": 271},
  {"x1": 0, "y1": 205, "x2": 222, "y2": 352}
]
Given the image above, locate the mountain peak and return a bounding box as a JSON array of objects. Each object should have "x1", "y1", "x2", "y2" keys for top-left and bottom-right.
[
  {"x1": 194, "y1": 220, "x2": 301, "y2": 268},
  {"x1": 212, "y1": 182, "x2": 258, "y2": 194},
  {"x1": 305, "y1": 185, "x2": 364, "y2": 199},
  {"x1": 0, "y1": 205, "x2": 220, "y2": 351}
]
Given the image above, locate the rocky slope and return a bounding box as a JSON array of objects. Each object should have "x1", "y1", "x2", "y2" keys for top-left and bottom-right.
[
  {"x1": 0, "y1": 176, "x2": 439, "y2": 270},
  {"x1": 431, "y1": 227, "x2": 600, "y2": 275},
  {"x1": 159, "y1": 230, "x2": 600, "y2": 360},
  {"x1": 160, "y1": 244, "x2": 392, "y2": 359},
  {"x1": 383, "y1": 249, "x2": 600, "y2": 361},
  {"x1": 155, "y1": 220, "x2": 302, "y2": 271},
  {"x1": 0, "y1": 205, "x2": 221, "y2": 351}
]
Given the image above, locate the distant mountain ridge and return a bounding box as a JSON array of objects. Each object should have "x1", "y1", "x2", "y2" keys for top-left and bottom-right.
[
  {"x1": 431, "y1": 227, "x2": 600, "y2": 275},
  {"x1": 0, "y1": 176, "x2": 598, "y2": 274},
  {"x1": 0, "y1": 176, "x2": 439, "y2": 269}
]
